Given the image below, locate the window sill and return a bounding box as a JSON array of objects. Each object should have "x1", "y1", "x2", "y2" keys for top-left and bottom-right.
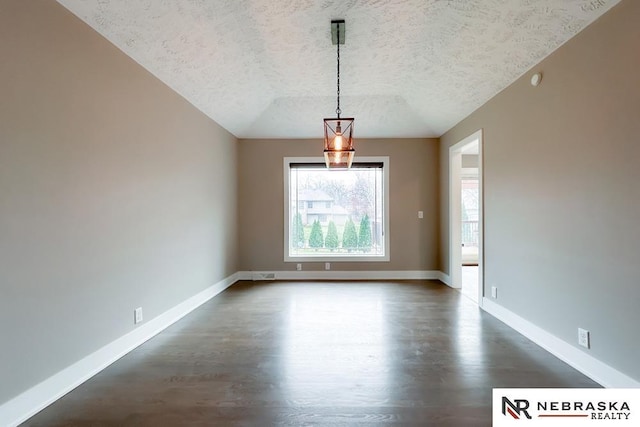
[{"x1": 285, "y1": 254, "x2": 390, "y2": 263}]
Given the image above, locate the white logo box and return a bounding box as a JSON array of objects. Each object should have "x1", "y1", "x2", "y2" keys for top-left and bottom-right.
[{"x1": 493, "y1": 388, "x2": 640, "y2": 426}]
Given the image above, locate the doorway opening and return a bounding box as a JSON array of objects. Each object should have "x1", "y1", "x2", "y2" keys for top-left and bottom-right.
[{"x1": 449, "y1": 130, "x2": 483, "y2": 305}]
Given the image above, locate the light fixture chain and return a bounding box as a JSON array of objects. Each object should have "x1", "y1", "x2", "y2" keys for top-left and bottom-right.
[{"x1": 336, "y1": 23, "x2": 341, "y2": 118}]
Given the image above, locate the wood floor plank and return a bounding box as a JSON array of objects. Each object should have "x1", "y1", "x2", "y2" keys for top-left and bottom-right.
[{"x1": 22, "y1": 280, "x2": 599, "y2": 426}]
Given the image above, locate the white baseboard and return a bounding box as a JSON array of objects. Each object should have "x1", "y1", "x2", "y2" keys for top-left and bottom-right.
[
  {"x1": 438, "y1": 271, "x2": 452, "y2": 287},
  {"x1": 482, "y1": 298, "x2": 640, "y2": 388},
  {"x1": 0, "y1": 273, "x2": 239, "y2": 427},
  {"x1": 237, "y1": 270, "x2": 444, "y2": 281}
]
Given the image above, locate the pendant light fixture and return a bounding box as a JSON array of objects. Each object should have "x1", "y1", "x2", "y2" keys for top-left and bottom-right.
[{"x1": 324, "y1": 20, "x2": 355, "y2": 169}]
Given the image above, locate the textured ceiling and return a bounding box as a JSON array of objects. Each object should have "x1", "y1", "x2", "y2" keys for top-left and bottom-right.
[{"x1": 57, "y1": 0, "x2": 620, "y2": 138}]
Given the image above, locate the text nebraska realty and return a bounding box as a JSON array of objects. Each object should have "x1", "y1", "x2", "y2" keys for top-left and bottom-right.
[
  {"x1": 504, "y1": 397, "x2": 631, "y2": 420},
  {"x1": 538, "y1": 400, "x2": 631, "y2": 420}
]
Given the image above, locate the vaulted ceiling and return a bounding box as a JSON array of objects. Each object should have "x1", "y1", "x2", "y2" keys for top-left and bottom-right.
[{"x1": 57, "y1": 0, "x2": 620, "y2": 139}]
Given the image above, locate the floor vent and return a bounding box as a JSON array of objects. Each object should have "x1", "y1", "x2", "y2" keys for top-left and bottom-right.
[{"x1": 252, "y1": 272, "x2": 276, "y2": 281}]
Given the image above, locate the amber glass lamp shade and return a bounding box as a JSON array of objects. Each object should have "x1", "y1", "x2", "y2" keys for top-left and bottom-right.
[{"x1": 323, "y1": 118, "x2": 354, "y2": 168}]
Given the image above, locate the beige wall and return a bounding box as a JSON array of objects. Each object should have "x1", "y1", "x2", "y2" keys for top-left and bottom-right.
[
  {"x1": 0, "y1": 1, "x2": 238, "y2": 404},
  {"x1": 238, "y1": 138, "x2": 439, "y2": 272},
  {"x1": 440, "y1": 0, "x2": 639, "y2": 381}
]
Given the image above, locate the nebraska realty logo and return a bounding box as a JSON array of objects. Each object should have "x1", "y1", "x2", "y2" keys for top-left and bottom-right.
[{"x1": 493, "y1": 389, "x2": 640, "y2": 426}]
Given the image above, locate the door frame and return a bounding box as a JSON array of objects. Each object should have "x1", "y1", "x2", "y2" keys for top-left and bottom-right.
[{"x1": 449, "y1": 129, "x2": 484, "y2": 305}]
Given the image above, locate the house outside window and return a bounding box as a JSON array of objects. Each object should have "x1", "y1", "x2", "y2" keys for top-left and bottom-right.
[{"x1": 284, "y1": 157, "x2": 389, "y2": 262}]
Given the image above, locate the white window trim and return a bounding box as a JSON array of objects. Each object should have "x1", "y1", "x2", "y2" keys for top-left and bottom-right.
[{"x1": 283, "y1": 156, "x2": 390, "y2": 262}]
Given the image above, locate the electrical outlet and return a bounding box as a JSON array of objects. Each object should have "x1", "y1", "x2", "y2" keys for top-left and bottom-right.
[
  {"x1": 418, "y1": 211, "x2": 424, "y2": 219},
  {"x1": 134, "y1": 307, "x2": 143, "y2": 324},
  {"x1": 578, "y1": 328, "x2": 590, "y2": 349},
  {"x1": 296, "y1": 263, "x2": 302, "y2": 271},
  {"x1": 325, "y1": 262, "x2": 331, "y2": 270},
  {"x1": 491, "y1": 286, "x2": 498, "y2": 299}
]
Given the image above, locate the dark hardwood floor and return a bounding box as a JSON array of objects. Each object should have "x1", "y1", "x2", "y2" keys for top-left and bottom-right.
[{"x1": 23, "y1": 280, "x2": 598, "y2": 426}]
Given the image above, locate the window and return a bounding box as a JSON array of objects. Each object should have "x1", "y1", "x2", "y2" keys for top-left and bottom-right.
[
  {"x1": 307, "y1": 201, "x2": 313, "y2": 209},
  {"x1": 284, "y1": 157, "x2": 389, "y2": 262},
  {"x1": 461, "y1": 178, "x2": 479, "y2": 248}
]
